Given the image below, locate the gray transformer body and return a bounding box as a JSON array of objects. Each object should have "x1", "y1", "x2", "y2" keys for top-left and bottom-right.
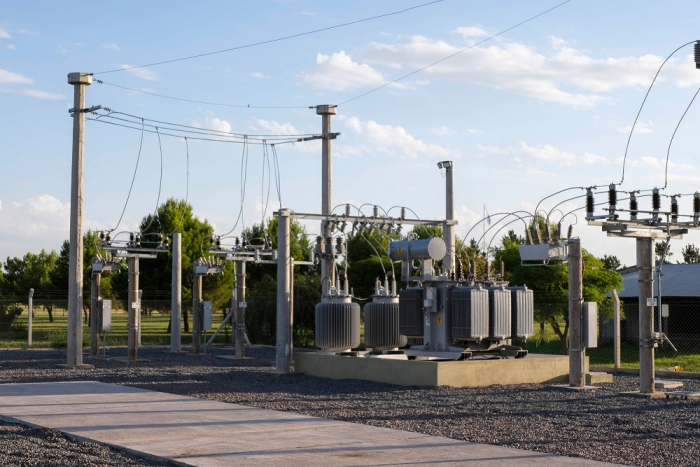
[
  {"x1": 485, "y1": 286, "x2": 512, "y2": 340},
  {"x1": 399, "y1": 287, "x2": 424, "y2": 337},
  {"x1": 451, "y1": 286, "x2": 489, "y2": 341},
  {"x1": 364, "y1": 297, "x2": 408, "y2": 351},
  {"x1": 315, "y1": 299, "x2": 361, "y2": 352},
  {"x1": 508, "y1": 286, "x2": 534, "y2": 339}
]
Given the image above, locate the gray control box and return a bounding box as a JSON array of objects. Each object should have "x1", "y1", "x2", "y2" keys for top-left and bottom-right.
[
  {"x1": 99, "y1": 299, "x2": 112, "y2": 332},
  {"x1": 582, "y1": 302, "x2": 597, "y2": 348}
]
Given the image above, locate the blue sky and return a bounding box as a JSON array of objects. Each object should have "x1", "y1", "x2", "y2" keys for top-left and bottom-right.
[{"x1": 2, "y1": 0, "x2": 700, "y2": 268}]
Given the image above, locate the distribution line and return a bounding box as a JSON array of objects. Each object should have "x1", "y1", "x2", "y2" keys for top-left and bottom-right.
[
  {"x1": 94, "y1": 1, "x2": 446, "y2": 74},
  {"x1": 337, "y1": 0, "x2": 573, "y2": 106}
]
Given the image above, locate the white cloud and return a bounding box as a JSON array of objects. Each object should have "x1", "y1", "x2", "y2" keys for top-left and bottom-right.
[
  {"x1": 252, "y1": 119, "x2": 301, "y2": 135},
  {"x1": 339, "y1": 116, "x2": 449, "y2": 159},
  {"x1": 102, "y1": 42, "x2": 121, "y2": 51},
  {"x1": 0, "y1": 69, "x2": 32, "y2": 84},
  {"x1": 121, "y1": 65, "x2": 158, "y2": 81},
  {"x1": 7, "y1": 44, "x2": 16, "y2": 50},
  {"x1": 454, "y1": 26, "x2": 490, "y2": 39},
  {"x1": 312, "y1": 33, "x2": 700, "y2": 108},
  {"x1": 580, "y1": 152, "x2": 611, "y2": 165},
  {"x1": 0, "y1": 194, "x2": 69, "y2": 239},
  {"x1": 193, "y1": 116, "x2": 232, "y2": 133},
  {"x1": 617, "y1": 121, "x2": 654, "y2": 134},
  {"x1": 0, "y1": 28, "x2": 11, "y2": 39},
  {"x1": 0, "y1": 88, "x2": 65, "y2": 100},
  {"x1": 300, "y1": 51, "x2": 383, "y2": 91},
  {"x1": 519, "y1": 142, "x2": 576, "y2": 166},
  {"x1": 641, "y1": 156, "x2": 692, "y2": 171},
  {"x1": 525, "y1": 167, "x2": 556, "y2": 177},
  {"x1": 430, "y1": 125, "x2": 483, "y2": 137},
  {"x1": 251, "y1": 71, "x2": 268, "y2": 79}
]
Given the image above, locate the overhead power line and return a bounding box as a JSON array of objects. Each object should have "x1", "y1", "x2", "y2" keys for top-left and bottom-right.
[
  {"x1": 338, "y1": 0, "x2": 574, "y2": 106},
  {"x1": 94, "y1": 0, "x2": 446, "y2": 75}
]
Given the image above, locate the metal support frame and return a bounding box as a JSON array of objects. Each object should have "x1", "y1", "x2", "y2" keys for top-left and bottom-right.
[
  {"x1": 90, "y1": 270, "x2": 101, "y2": 356},
  {"x1": 192, "y1": 273, "x2": 202, "y2": 354},
  {"x1": 27, "y1": 289, "x2": 33, "y2": 347},
  {"x1": 171, "y1": 233, "x2": 182, "y2": 353},
  {"x1": 568, "y1": 238, "x2": 585, "y2": 387},
  {"x1": 235, "y1": 260, "x2": 246, "y2": 359},
  {"x1": 276, "y1": 209, "x2": 292, "y2": 373}
]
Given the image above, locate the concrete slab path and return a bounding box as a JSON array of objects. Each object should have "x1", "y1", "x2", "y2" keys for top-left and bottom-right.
[{"x1": 0, "y1": 381, "x2": 620, "y2": 466}]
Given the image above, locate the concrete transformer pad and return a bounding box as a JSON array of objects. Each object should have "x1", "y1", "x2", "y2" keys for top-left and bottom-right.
[
  {"x1": 0, "y1": 381, "x2": 619, "y2": 467},
  {"x1": 295, "y1": 353, "x2": 586, "y2": 387}
]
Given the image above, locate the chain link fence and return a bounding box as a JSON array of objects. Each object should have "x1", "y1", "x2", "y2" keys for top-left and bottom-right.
[
  {"x1": 0, "y1": 288, "x2": 321, "y2": 350},
  {"x1": 525, "y1": 293, "x2": 700, "y2": 373}
]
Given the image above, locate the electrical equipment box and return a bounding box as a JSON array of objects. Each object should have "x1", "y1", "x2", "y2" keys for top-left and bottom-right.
[
  {"x1": 202, "y1": 301, "x2": 212, "y2": 330},
  {"x1": 662, "y1": 304, "x2": 670, "y2": 318},
  {"x1": 99, "y1": 299, "x2": 112, "y2": 332},
  {"x1": 518, "y1": 242, "x2": 568, "y2": 266},
  {"x1": 582, "y1": 302, "x2": 598, "y2": 348}
]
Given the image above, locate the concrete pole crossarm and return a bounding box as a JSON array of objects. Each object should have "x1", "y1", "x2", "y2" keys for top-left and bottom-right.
[
  {"x1": 567, "y1": 238, "x2": 584, "y2": 388},
  {"x1": 66, "y1": 72, "x2": 92, "y2": 367},
  {"x1": 276, "y1": 209, "x2": 292, "y2": 373}
]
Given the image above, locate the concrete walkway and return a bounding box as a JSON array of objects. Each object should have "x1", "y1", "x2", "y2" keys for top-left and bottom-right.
[{"x1": 0, "y1": 381, "x2": 619, "y2": 466}]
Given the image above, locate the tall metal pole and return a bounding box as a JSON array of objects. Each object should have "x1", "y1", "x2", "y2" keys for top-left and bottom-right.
[
  {"x1": 66, "y1": 72, "x2": 91, "y2": 367},
  {"x1": 235, "y1": 260, "x2": 246, "y2": 359},
  {"x1": 316, "y1": 105, "x2": 336, "y2": 295},
  {"x1": 568, "y1": 238, "x2": 584, "y2": 387},
  {"x1": 171, "y1": 233, "x2": 182, "y2": 352},
  {"x1": 443, "y1": 162, "x2": 455, "y2": 275},
  {"x1": 192, "y1": 272, "x2": 202, "y2": 354},
  {"x1": 27, "y1": 289, "x2": 34, "y2": 347},
  {"x1": 637, "y1": 237, "x2": 655, "y2": 394},
  {"x1": 90, "y1": 269, "x2": 101, "y2": 356},
  {"x1": 612, "y1": 289, "x2": 621, "y2": 369},
  {"x1": 128, "y1": 257, "x2": 139, "y2": 361},
  {"x1": 276, "y1": 209, "x2": 292, "y2": 373}
]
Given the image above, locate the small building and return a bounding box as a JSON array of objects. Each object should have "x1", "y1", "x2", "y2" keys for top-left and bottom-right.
[{"x1": 605, "y1": 263, "x2": 700, "y2": 348}]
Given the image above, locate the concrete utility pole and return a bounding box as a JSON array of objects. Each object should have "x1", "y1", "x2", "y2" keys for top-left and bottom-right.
[
  {"x1": 128, "y1": 257, "x2": 140, "y2": 361},
  {"x1": 442, "y1": 161, "x2": 455, "y2": 275},
  {"x1": 276, "y1": 208, "x2": 292, "y2": 373},
  {"x1": 170, "y1": 233, "x2": 182, "y2": 353},
  {"x1": 90, "y1": 269, "x2": 101, "y2": 356},
  {"x1": 567, "y1": 238, "x2": 584, "y2": 387},
  {"x1": 235, "y1": 261, "x2": 246, "y2": 359},
  {"x1": 27, "y1": 289, "x2": 34, "y2": 347},
  {"x1": 316, "y1": 105, "x2": 336, "y2": 295},
  {"x1": 65, "y1": 72, "x2": 92, "y2": 368},
  {"x1": 192, "y1": 273, "x2": 202, "y2": 354},
  {"x1": 637, "y1": 238, "x2": 655, "y2": 394}
]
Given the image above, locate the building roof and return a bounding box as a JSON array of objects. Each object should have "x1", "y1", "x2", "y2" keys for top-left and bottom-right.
[{"x1": 618, "y1": 263, "x2": 700, "y2": 298}]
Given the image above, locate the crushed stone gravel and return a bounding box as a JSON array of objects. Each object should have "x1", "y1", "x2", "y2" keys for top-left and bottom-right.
[{"x1": 0, "y1": 346, "x2": 699, "y2": 467}]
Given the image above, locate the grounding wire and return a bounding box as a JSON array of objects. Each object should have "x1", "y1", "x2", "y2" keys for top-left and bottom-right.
[
  {"x1": 95, "y1": 1, "x2": 446, "y2": 75},
  {"x1": 663, "y1": 85, "x2": 700, "y2": 189},
  {"x1": 141, "y1": 126, "x2": 164, "y2": 234},
  {"x1": 170, "y1": 137, "x2": 190, "y2": 235},
  {"x1": 337, "y1": 0, "x2": 573, "y2": 106},
  {"x1": 620, "y1": 40, "x2": 697, "y2": 185},
  {"x1": 109, "y1": 118, "x2": 145, "y2": 234}
]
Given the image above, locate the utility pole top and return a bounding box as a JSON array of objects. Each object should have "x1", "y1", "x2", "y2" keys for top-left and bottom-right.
[
  {"x1": 67, "y1": 73, "x2": 92, "y2": 85},
  {"x1": 315, "y1": 105, "x2": 337, "y2": 116}
]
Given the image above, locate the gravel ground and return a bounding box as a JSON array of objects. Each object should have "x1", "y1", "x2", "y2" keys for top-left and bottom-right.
[
  {"x1": 0, "y1": 419, "x2": 174, "y2": 467},
  {"x1": 1, "y1": 346, "x2": 699, "y2": 467}
]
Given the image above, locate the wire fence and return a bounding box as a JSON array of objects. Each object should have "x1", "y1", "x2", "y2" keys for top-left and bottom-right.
[{"x1": 3, "y1": 289, "x2": 700, "y2": 373}]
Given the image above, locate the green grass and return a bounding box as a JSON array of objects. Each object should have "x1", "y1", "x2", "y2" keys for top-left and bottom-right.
[{"x1": 0, "y1": 304, "x2": 231, "y2": 349}]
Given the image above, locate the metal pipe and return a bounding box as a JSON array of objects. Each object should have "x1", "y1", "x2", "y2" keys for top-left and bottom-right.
[
  {"x1": 170, "y1": 233, "x2": 182, "y2": 352},
  {"x1": 276, "y1": 209, "x2": 292, "y2": 373}
]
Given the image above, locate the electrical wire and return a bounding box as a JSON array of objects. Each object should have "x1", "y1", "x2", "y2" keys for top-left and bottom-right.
[
  {"x1": 141, "y1": 126, "x2": 164, "y2": 233},
  {"x1": 620, "y1": 40, "x2": 697, "y2": 185},
  {"x1": 220, "y1": 137, "x2": 250, "y2": 238},
  {"x1": 170, "y1": 137, "x2": 190, "y2": 234},
  {"x1": 338, "y1": 0, "x2": 573, "y2": 106},
  {"x1": 104, "y1": 109, "x2": 314, "y2": 138},
  {"x1": 271, "y1": 144, "x2": 283, "y2": 209},
  {"x1": 110, "y1": 118, "x2": 145, "y2": 233},
  {"x1": 94, "y1": 1, "x2": 446, "y2": 75},
  {"x1": 663, "y1": 85, "x2": 700, "y2": 188}
]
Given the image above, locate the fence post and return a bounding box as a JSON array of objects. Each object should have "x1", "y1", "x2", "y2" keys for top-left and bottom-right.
[
  {"x1": 28, "y1": 289, "x2": 34, "y2": 347},
  {"x1": 612, "y1": 289, "x2": 620, "y2": 369}
]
